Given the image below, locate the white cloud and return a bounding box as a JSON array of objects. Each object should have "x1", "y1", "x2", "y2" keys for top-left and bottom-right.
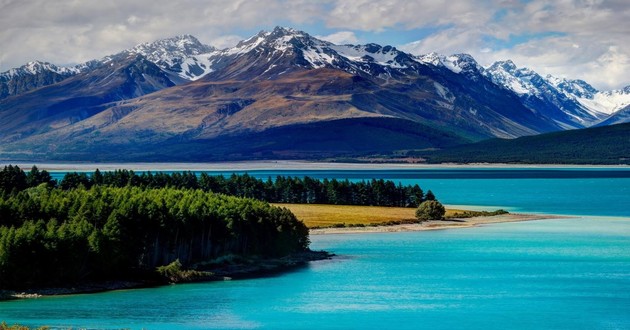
[
  {"x1": 315, "y1": 31, "x2": 359, "y2": 45},
  {"x1": 126, "y1": 15, "x2": 141, "y2": 25},
  {"x1": 325, "y1": 0, "x2": 494, "y2": 32},
  {"x1": 209, "y1": 35, "x2": 244, "y2": 49},
  {"x1": 396, "y1": 0, "x2": 630, "y2": 90},
  {"x1": 400, "y1": 28, "x2": 483, "y2": 56}
]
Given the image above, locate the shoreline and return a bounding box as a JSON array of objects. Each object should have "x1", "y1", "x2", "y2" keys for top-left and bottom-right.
[
  {"x1": 2, "y1": 160, "x2": 628, "y2": 172},
  {"x1": 0, "y1": 250, "x2": 332, "y2": 301},
  {"x1": 310, "y1": 213, "x2": 572, "y2": 235}
]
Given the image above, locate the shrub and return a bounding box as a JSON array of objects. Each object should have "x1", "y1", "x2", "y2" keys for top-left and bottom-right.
[
  {"x1": 156, "y1": 259, "x2": 212, "y2": 283},
  {"x1": 415, "y1": 200, "x2": 446, "y2": 221}
]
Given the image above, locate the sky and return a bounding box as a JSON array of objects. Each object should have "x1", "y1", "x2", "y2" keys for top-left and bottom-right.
[{"x1": 1, "y1": 0, "x2": 628, "y2": 90}]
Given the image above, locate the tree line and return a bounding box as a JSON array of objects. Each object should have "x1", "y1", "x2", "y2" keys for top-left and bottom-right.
[
  {"x1": 1, "y1": 165, "x2": 436, "y2": 207},
  {"x1": 0, "y1": 165, "x2": 440, "y2": 290},
  {"x1": 0, "y1": 184, "x2": 308, "y2": 290}
]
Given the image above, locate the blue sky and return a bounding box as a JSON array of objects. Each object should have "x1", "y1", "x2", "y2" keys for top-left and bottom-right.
[{"x1": 1, "y1": 0, "x2": 628, "y2": 90}]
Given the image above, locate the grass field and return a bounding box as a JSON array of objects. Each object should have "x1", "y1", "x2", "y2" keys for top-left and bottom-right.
[{"x1": 273, "y1": 203, "x2": 469, "y2": 228}]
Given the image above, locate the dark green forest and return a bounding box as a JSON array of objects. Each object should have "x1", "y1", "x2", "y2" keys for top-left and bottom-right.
[
  {"x1": 0, "y1": 165, "x2": 434, "y2": 290},
  {"x1": 417, "y1": 122, "x2": 630, "y2": 164},
  {"x1": 0, "y1": 183, "x2": 308, "y2": 289},
  {"x1": 29, "y1": 167, "x2": 429, "y2": 207}
]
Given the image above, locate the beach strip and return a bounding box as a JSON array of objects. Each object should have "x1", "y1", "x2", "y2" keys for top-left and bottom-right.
[{"x1": 309, "y1": 213, "x2": 571, "y2": 235}]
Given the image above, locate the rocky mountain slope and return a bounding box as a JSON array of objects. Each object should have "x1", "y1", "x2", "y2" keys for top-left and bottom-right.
[{"x1": 0, "y1": 54, "x2": 175, "y2": 145}]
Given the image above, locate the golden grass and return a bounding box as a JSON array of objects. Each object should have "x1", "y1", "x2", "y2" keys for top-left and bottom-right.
[{"x1": 273, "y1": 203, "x2": 469, "y2": 228}]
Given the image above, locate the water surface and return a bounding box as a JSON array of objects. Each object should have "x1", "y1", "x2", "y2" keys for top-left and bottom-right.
[{"x1": 2, "y1": 167, "x2": 629, "y2": 329}]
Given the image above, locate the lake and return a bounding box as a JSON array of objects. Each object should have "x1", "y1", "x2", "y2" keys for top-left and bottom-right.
[{"x1": 2, "y1": 167, "x2": 629, "y2": 329}]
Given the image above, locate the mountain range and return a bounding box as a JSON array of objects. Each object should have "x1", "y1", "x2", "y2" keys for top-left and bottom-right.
[{"x1": 0, "y1": 27, "x2": 628, "y2": 162}]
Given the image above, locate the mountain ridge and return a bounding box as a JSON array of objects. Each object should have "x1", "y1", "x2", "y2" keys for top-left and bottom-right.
[
  {"x1": 0, "y1": 26, "x2": 628, "y2": 162},
  {"x1": 2, "y1": 27, "x2": 628, "y2": 119}
]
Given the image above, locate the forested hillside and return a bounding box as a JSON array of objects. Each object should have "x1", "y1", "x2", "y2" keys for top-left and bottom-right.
[{"x1": 419, "y1": 122, "x2": 630, "y2": 164}]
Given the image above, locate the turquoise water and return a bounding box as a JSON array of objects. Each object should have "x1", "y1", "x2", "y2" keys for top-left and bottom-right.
[{"x1": 3, "y1": 168, "x2": 630, "y2": 329}]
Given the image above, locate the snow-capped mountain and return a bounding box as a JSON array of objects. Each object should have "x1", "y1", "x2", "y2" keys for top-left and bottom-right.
[
  {"x1": 1, "y1": 26, "x2": 629, "y2": 163},
  {"x1": 198, "y1": 27, "x2": 421, "y2": 81},
  {"x1": 597, "y1": 104, "x2": 630, "y2": 126},
  {"x1": 482, "y1": 59, "x2": 630, "y2": 126},
  {"x1": 0, "y1": 61, "x2": 79, "y2": 78},
  {"x1": 483, "y1": 60, "x2": 607, "y2": 128},
  {"x1": 4, "y1": 26, "x2": 626, "y2": 126},
  {"x1": 119, "y1": 34, "x2": 218, "y2": 82},
  {"x1": 545, "y1": 76, "x2": 598, "y2": 99},
  {"x1": 0, "y1": 35, "x2": 218, "y2": 99},
  {"x1": 547, "y1": 77, "x2": 630, "y2": 116},
  {"x1": 416, "y1": 52, "x2": 484, "y2": 78},
  {"x1": 0, "y1": 61, "x2": 86, "y2": 99}
]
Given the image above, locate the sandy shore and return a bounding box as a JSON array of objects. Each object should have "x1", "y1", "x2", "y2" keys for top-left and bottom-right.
[{"x1": 310, "y1": 213, "x2": 571, "y2": 235}]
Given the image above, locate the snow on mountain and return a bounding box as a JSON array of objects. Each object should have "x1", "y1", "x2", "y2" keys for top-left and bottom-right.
[
  {"x1": 1, "y1": 35, "x2": 219, "y2": 87},
  {"x1": 416, "y1": 52, "x2": 484, "y2": 75},
  {"x1": 0, "y1": 60, "x2": 93, "y2": 99},
  {"x1": 226, "y1": 27, "x2": 337, "y2": 68},
  {"x1": 546, "y1": 76, "x2": 630, "y2": 116},
  {"x1": 486, "y1": 64, "x2": 629, "y2": 119},
  {"x1": 3, "y1": 26, "x2": 628, "y2": 127},
  {"x1": 226, "y1": 28, "x2": 313, "y2": 55},
  {"x1": 117, "y1": 35, "x2": 218, "y2": 81},
  {"x1": 545, "y1": 76, "x2": 598, "y2": 99},
  {"x1": 207, "y1": 26, "x2": 417, "y2": 79},
  {"x1": 330, "y1": 44, "x2": 409, "y2": 69},
  {"x1": 0, "y1": 61, "x2": 81, "y2": 80},
  {"x1": 577, "y1": 90, "x2": 630, "y2": 116},
  {"x1": 483, "y1": 60, "x2": 606, "y2": 127},
  {"x1": 597, "y1": 103, "x2": 630, "y2": 126},
  {"x1": 129, "y1": 34, "x2": 215, "y2": 63},
  {"x1": 483, "y1": 60, "x2": 535, "y2": 95}
]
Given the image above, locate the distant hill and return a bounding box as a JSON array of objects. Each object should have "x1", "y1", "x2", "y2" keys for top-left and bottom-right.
[{"x1": 419, "y1": 123, "x2": 630, "y2": 164}]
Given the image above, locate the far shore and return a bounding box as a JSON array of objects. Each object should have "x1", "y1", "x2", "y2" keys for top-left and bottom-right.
[
  {"x1": 310, "y1": 213, "x2": 572, "y2": 235},
  {"x1": 3, "y1": 160, "x2": 628, "y2": 172}
]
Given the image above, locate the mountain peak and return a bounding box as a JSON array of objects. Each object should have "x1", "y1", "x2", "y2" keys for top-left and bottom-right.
[
  {"x1": 446, "y1": 54, "x2": 482, "y2": 72},
  {"x1": 1, "y1": 60, "x2": 79, "y2": 80},
  {"x1": 270, "y1": 26, "x2": 302, "y2": 36},
  {"x1": 546, "y1": 75, "x2": 599, "y2": 98},
  {"x1": 129, "y1": 34, "x2": 215, "y2": 59},
  {"x1": 228, "y1": 26, "x2": 324, "y2": 58},
  {"x1": 489, "y1": 60, "x2": 518, "y2": 72},
  {"x1": 418, "y1": 53, "x2": 482, "y2": 75},
  {"x1": 415, "y1": 52, "x2": 441, "y2": 66},
  {"x1": 264, "y1": 26, "x2": 316, "y2": 45}
]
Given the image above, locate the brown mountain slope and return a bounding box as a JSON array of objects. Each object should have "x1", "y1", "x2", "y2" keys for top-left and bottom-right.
[{"x1": 2, "y1": 68, "x2": 474, "y2": 160}]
